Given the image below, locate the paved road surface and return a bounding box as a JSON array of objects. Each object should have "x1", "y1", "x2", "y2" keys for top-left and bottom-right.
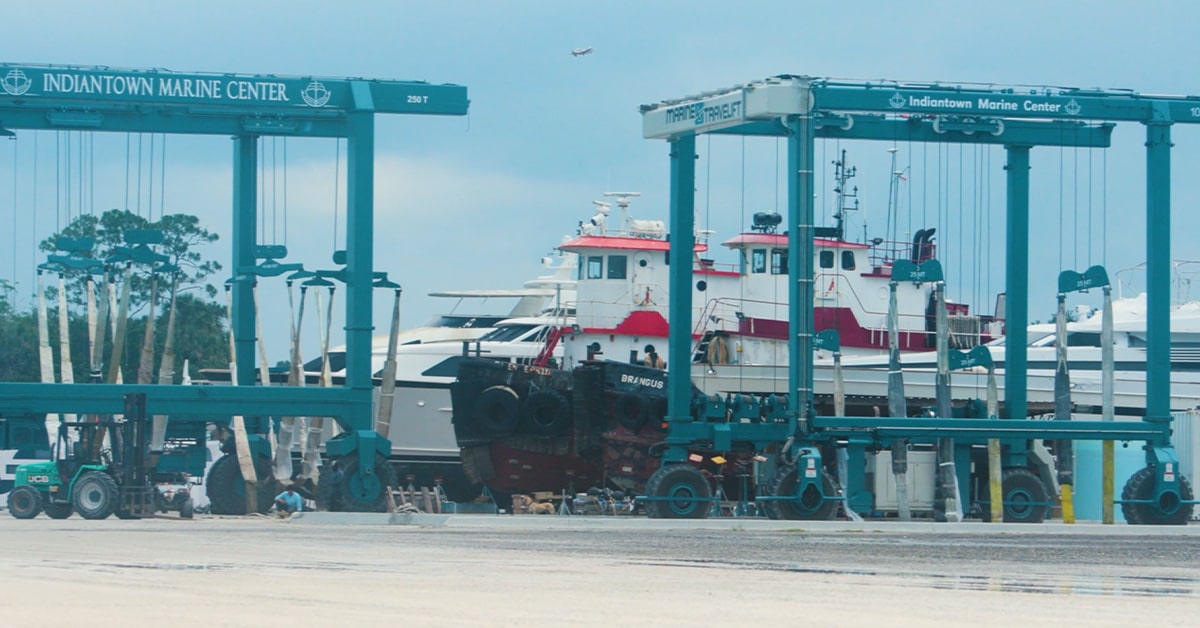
[{"x1": 0, "y1": 515, "x2": 1196, "y2": 627}]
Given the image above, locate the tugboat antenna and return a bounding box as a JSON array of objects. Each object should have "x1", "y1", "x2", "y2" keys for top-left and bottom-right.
[{"x1": 832, "y1": 150, "x2": 858, "y2": 242}]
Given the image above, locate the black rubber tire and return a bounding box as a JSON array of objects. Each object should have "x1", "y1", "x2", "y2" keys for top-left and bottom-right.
[
  {"x1": 645, "y1": 397, "x2": 669, "y2": 426},
  {"x1": 615, "y1": 394, "x2": 648, "y2": 431},
  {"x1": 522, "y1": 389, "x2": 571, "y2": 437},
  {"x1": 328, "y1": 453, "x2": 398, "y2": 513},
  {"x1": 43, "y1": 501, "x2": 73, "y2": 519},
  {"x1": 8, "y1": 485, "x2": 43, "y2": 519},
  {"x1": 73, "y1": 471, "x2": 119, "y2": 520},
  {"x1": 1121, "y1": 465, "x2": 1195, "y2": 526},
  {"x1": 764, "y1": 465, "x2": 840, "y2": 521},
  {"x1": 317, "y1": 462, "x2": 342, "y2": 511},
  {"x1": 986, "y1": 467, "x2": 1049, "y2": 523},
  {"x1": 644, "y1": 464, "x2": 711, "y2": 519},
  {"x1": 180, "y1": 498, "x2": 195, "y2": 519},
  {"x1": 473, "y1": 385, "x2": 521, "y2": 436},
  {"x1": 205, "y1": 453, "x2": 274, "y2": 515}
]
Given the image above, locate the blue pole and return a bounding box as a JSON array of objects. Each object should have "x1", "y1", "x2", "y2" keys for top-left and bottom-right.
[
  {"x1": 1145, "y1": 118, "x2": 1172, "y2": 423},
  {"x1": 1004, "y1": 145, "x2": 1030, "y2": 420},
  {"x1": 232, "y1": 136, "x2": 257, "y2": 387},
  {"x1": 666, "y1": 133, "x2": 696, "y2": 424},
  {"x1": 345, "y1": 89, "x2": 376, "y2": 430},
  {"x1": 787, "y1": 110, "x2": 816, "y2": 418}
]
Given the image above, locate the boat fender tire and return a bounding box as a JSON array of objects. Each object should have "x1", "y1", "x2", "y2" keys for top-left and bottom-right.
[
  {"x1": 474, "y1": 385, "x2": 522, "y2": 436},
  {"x1": 645, "y1": 397, "x2": 669, "y2": 426},
  {"x1": 7, "y1": 485, "x2": 43, "y2": 519},
  {"x1": 522, "y1": 389, "x2": 571, "y2": 437},
  {"x1": 615, "y1": 393, "x2": 648, "y2": 431}
]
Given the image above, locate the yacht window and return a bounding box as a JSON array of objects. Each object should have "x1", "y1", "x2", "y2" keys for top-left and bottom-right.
[
  {"x1": 770, "y1": 249, "x2": 787, "y2": 275},
  {"x1": 421, "y1": 356, "x2": 467, "y2": 378},
  {"x1": 478, "y1": 324, "x2": 538, "y2": 342},
  {"x1": 751, "y1": 249, "x2": 767, "y2": 274},
  {"x1": 303, "y1": 351, "x2": 346, "y2": 373},
  {"x1": 607, "y1": 255, "x2": 627, "y2": 279},
  {"x1": 841, "y1": 250, "x2": 856, "y2": 271},
  {"x1": 586, "y1": 256, "x2": 604, "y2": 279},
  {"x1": 1067, "y1": 332, "x2": 1102, "y2": 347},
  {"x1": 819, "y1": 251, "x2": 834, "y2": 269}
]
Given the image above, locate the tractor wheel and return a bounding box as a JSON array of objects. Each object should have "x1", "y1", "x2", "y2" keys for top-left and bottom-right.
[
  {"x1": 206, "y1": 454, "x2": 274, "y2": 515},
  {"x1": 644, "y1": 464, "x2": 710, "y2": 519},
  {"x1": 1121, "y1": 465, "x2": 1194, "y2": 526},
  {"x1": 980, "y1": 468, "x2": 1050, "y2": 523},
  {"x1": 180, "y1": 498, "x2": 195, "y2": 520},
  {"x1": 73, "y1": 472, "x2": 119, "y2": 520},
  {"x1": 327, "y1": 453, "x2": 397, "y2": 513},
  {"x1": 8, "y1": 486, "x2": 43, "y2": 519},
  {"x1": 43, "y1": 501, "x2": 73, "y2": 519},
  {"x1": 764, "y1": 465, "x2": 840, "y2": 521}
]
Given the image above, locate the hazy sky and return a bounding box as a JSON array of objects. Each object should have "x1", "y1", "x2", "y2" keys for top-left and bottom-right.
[{"x1": 5, "y1": 0, "x2": 1200, "y2": 361}]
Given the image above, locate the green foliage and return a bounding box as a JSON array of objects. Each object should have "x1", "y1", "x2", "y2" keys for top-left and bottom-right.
[
  {"x1": 38, "y1": 209, "x2": 222, "y2": 311},
  {"x1": 0, "y1": 211, "x2": 231, "y2": 385}
]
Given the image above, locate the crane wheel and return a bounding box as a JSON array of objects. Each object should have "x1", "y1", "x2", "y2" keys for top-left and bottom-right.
[
  {"x1": 327, "y1": 452, "x2": 398, "y2": 513},
  {"x1": 645, "y1": 464, "x2": 710, "y2": 519},
  {"x1": 206, "y1": 453, "x2": 274, "y2": 515},
  {"x1": 1121, "y1": 465, "x2": 1194, "y2": 525},
  {"x1": 764, "y1": 465, "x2": 839, "y2": 521}
]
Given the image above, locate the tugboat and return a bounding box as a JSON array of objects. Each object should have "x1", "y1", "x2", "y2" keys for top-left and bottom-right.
[{"x1": 450, "y1": 175, "x2": 993, "y2": 504}]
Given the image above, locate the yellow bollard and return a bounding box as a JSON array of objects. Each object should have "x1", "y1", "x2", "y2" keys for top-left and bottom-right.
[{"x1": 1061, "y1": 484, "x2": 1075, "y2": 524}]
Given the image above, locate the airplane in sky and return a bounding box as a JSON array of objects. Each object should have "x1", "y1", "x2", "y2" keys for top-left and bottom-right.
[{"x1": 571, "y1": 47, "x2": 593, "y2": 57}]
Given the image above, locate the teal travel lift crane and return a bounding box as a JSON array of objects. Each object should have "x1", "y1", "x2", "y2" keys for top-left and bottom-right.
[
  {"x1": 639, "y1": 76, "x2": 1196, "y2": 524},
  {"x1": 0, "y1": 64, "x2": 468, "y2": 513}
]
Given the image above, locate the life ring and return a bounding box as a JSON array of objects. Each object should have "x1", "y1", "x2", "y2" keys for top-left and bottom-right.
[
  {"x1": 473, "y1": 385, "x2": 521, "y2": 436},
  {"x1": 522, "y1": 389, "x2": 571, "y2": 437},
  {"x1": 615, "y1": 393, "x2": 648, "y2": 431}
]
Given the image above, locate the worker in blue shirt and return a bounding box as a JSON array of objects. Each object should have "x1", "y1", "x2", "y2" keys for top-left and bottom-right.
[{"x1": 274, "y1": 485, "x2": 303, "y2": 517}]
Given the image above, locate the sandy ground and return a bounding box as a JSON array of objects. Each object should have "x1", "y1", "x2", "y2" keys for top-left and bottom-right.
[{"x1": 0, "y1": 515, "x2": 1197, "y2": 627}]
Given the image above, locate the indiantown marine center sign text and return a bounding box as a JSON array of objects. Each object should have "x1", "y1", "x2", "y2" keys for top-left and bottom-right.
[{"x1": 1, "y1": 67, "x2": 334, "y2": 108}]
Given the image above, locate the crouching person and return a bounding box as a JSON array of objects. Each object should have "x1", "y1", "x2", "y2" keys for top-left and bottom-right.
[{"x1": 275, "y1": 485, "x2": 303, "y2": 518}]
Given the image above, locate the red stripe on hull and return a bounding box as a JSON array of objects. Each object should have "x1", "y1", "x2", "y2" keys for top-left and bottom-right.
[{"x1": 736, "y1": 307, "x2": 935, "y2": 351}]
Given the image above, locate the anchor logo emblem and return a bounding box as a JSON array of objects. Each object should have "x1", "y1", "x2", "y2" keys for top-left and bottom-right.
[
  {"x1": 301, "y1": 80, "x2": 331, "y2": 107},
  {"x1": 889, "y1": 92, "x2": 906, "y2": 109},
  {"x1": 1064, "y1": 98, "x2": 1081, "y2": 116},
  {"x1": 1, "y1": 69, "x2": 32, "y2": 96}
]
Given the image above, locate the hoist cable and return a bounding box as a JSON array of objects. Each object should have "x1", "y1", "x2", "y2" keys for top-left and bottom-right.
[
  {"x1": 159, "y1": 134, "x2": 167, "y2": 220},
  {"x1": 333, "y1": 138, "x2": 341, "y2": 251},
  {"x1": 283, "y1": 137, "x2": 288, "y2": 248},
  {"x1": 148, "y1": 132, "x2": 156, "y2": 222}
]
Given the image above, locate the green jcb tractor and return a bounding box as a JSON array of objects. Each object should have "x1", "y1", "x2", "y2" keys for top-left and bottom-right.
[{"x1": 7, "y1": 394, "x2": 166, "y2": 520}]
